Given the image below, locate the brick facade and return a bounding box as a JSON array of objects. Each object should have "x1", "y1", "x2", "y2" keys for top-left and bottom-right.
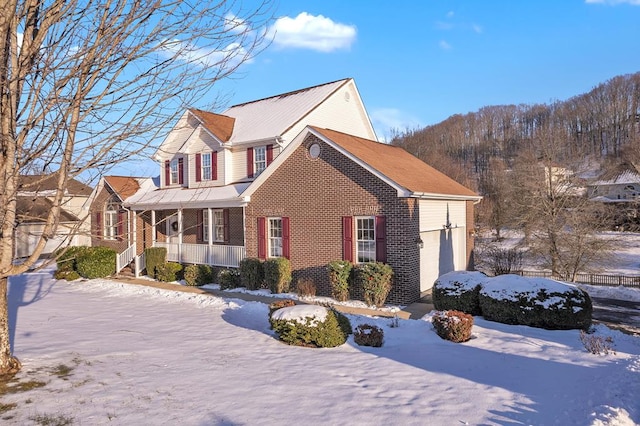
[
  {"x1": 90, "y1": 185, "x2": 130, "y2": 253},
  {"x1": 245, "y1": 134, "x2": 422, "y2": 304}
]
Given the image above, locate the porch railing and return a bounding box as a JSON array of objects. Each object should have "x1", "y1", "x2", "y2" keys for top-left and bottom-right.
[
  {"x1": 134, "y1": 252, "x2": 146, "y2": 278},
  {"x1": 116, "y1": 244, "x2": 136, "y2": 273},
  {"x1": 154, "y1": 242, "x2": 245, "y2": 268}
]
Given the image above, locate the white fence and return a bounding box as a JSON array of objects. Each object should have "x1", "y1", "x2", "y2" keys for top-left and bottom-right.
[{"x1": 154, "y1": 242, "x2": 245, "y2": 268}]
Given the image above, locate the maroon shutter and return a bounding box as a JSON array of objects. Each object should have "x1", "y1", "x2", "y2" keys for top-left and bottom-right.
[
  {"x1": 117, "y1": 211, "x2": 125, "y2": 241},
  {"x1": 195, "y1": 153, "x2": 202, "y2": 182},
  {"x1": 164, "y1": 160, "x2": 170, "y2": 186},
  {"x1": 342, "y1": 216, "x2": 353, "y2": 262},
  {"x1": 257, "y1": 217, "x2": 266, "y2": 259},
  {"x1": 178, "y1": 158, "x2": 184, "y2": 184},
  {"x1": 197, "y1": 210, "x2": 203, "y2": 242},
  {"x1": 96, "y1": 212, "x2": 102, "y2": 240},
  {"x1": 223, "y1": 209, "x2": 230, "y2": 243},
  {"x1": 266, "y1": 144, "x2": 273, "y2": 165},
  {"x1": 247, "y1": 147, "x2": 254, "y2": 178},
  {"x1": 213, "y1": 151, "x2": 218, "y2": 181},
  {"x1": 282, "y1": 217, "x2": 290, "y2": 259},
  {"x1": 375, "y1": 215, "x2": 387, "y2": 263}
]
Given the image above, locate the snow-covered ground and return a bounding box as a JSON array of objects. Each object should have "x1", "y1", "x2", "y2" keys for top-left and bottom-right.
[{"x1": 2, "y1": 265, "x2": 639, "y2": 425}]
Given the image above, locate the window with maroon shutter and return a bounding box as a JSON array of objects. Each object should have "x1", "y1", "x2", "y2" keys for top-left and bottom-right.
[
  {"x1": 96, "y1": 212, "x2": 102, "y2": 240},
  {"x1": 197, "y1": 210, "x2": 204, "y2": 241},
  {"x1": 375, "y1": 215, "x2": 387, "y2": 263},
  {"x1": 117, "y1": 211, "x2": 125, "y2": 241},
  {"x1": 223, "y1": 209, "x2": 229, "y2": 243},
  {"x1": 164, "y1": 160, "x2": 170, "y2": 186},
  {"x1": 195, "y1": 153, "x2": 202, "y2": 182},
  {"x1": 178, "y1": 158, "x2": 184, "y2": 184},
  {"x1": 266, "y1": 144, "x2": 273, "y2": 165},
  {"x1": 282, "y1": 217, "x2": 290, "y2": 259},
  {"x1": 247, "y1": 147, "x2": 254, "y2": 178},
  {"x1": 342, "y1": 216, "x2": 353, "y2": 262},
  {"x1": 257, "y1": 217, "x2": 266, "y2": 259},
  {"x1": 213, "y1": 151, "x2": 218, "y2": 181}
]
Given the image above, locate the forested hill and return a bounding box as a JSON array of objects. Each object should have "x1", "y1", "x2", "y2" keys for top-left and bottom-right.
[{"x1": 390, "y1": 72, "x2": 640, "y2": 191}]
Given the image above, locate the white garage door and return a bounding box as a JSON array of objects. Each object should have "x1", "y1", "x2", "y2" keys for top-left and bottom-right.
[{"x1": 419, "y1": 227, "x2": 466, "y2": 292}]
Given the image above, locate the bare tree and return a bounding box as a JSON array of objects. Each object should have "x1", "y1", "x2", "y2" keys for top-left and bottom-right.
[{"x1": 0, "y1": 0, "x2": 273, "y2": 374}]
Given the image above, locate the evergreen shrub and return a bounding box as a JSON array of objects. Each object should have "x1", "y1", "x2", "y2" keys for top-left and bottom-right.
[
  {"x1": 269, "y1": 305, "x2": 352, "y2": 348},
  {"x1": 155, "y1": 262, "x2": 183, "y2": 282},
  {"x1": 144, "y1": 247, "x2": 166, "y2": 278},
  {"x1": 327, "y1": 260, "x2": 352, "y2": 301},
  {"x1": 239, "y1": 257, "x2": 264, "y2": 290},
  {"x1": 354, "y1": 262, "x2": 393, "y2": 307},
  {"x1": 75, "y1": 247, "x2": 116, "y2": 279},
  {"x1": 218, "y1": 268, "x2": 240, "y2": 290},
  {"x1": 264, "y1": 257, "x2": 292, "y2": 293}
]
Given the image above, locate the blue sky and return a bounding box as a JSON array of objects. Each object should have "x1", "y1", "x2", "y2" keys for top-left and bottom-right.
[{"x1": 118, "y1": 0, "x2": 640, "y2": 175}]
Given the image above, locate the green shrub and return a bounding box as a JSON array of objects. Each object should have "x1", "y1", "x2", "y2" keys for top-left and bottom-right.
[
  {"x1": 478, "y1": 275, "x2": 593, "y2": 330},
  {"x1": 269, "y1": 305, "x2": 351, "y2": 348},
  {"x1": 327, "y1": 260, "x2": 352, "y2": 301},
  {"x1": 264, "y1": 258, "x2": 292, "y2": 294},
  {"x1": 354, "y1": 262, "x2": 393, "y2": 307},
  {"x1": 75, "y1": 247, "x2": 116, "y2": 279},
  {"x1": 54, "y1": 246, "x2": 90, "y2": 276},
  {"x1": 353, "y1": 324, "x2": 384, "y2": 347},
  {"x1": 183, "y1": 264, "x2": 217, "y2": 286},
  {"x1": 155, "y1": 262, "x2": 183, "y2": 282},
  {"x1": 433, "y1": 271, "x2": 487, "y2": 316},
  {"x1": 54, "y1": 270, "x2": 81, "y2": 281},
  {"x1": 296, "y1": 277, "x2": 316, "y2": 298},
  {"x1": 268, "y1": 299, "x2": 297, "y2": 317},
  {"x1": 144, "y1": 247, "x2": 166, "y2": 278},
  {"x1": 431, "y1": 310, "x2": 474, "y2": 343},
  {"x1": 239, "y1": 258, "x2": 264, "y2": 290},
  {"x1": 218, "y1": 268, "x2": 241, "y2": 290}
]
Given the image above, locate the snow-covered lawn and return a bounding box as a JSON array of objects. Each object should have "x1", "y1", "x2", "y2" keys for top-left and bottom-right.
[{"x1": 2, "y1": 266, "x2": 640, "y2": 425}]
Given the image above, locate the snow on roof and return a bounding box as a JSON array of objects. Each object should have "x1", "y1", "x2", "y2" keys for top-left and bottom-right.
[
  {"x1": 124, "y1": 181, "x2": 250, "y2": 210},
  {"x1": 221, "y1": 79, "x2": 350, "y2": 144},
  {"x1": 591, "y1": 164, "x2": 640, "y2": 186}
]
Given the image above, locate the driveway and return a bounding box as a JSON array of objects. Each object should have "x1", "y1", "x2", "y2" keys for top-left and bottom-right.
[{"x1": 591, "y1": 296, "x2": 640, "y2": 335}]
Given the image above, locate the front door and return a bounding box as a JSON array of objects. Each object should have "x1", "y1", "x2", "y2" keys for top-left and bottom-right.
[{"x1": 167, "y1": 214, "x2": 179, "y2": 244}]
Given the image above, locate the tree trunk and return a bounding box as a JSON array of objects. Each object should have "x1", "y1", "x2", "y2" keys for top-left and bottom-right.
[{"x1": 0, "y1": 277, "x2": 21, "y2": 375}]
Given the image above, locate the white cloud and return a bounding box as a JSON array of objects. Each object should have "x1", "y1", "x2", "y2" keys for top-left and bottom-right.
[
  {"x1": 269, "y1": 12, "x2": 357, "y2": 52},
  {"x1": 370, "y1": 108, "x2": 422, "y2": 142},
  {"x1": 585, "y1": 0, "x2": 640, "y2": 4},
  {"x1": 160, "y1": 39, "x2": 250, "y2": 68},
  {"x1": 224, "y1": 13, "x2": 249, "y2": 34},
  {"x1": 439, "y1": 40, "x2": 452, "y2": 50}
]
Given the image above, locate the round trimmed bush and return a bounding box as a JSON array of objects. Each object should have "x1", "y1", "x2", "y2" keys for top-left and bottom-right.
[
  {"x1": 478, "y1": 274, "x2": 592, "y2": 330},
  {"x1": 269, "y1": 305, "x2": 351, "y2": 348},
  {"x1": 433, "y1": 271, "x2": 487, "y2": 315},
  {"x1": 431, "y1": 310, "x2": 474, "y2": 343},
  {"x1": 353, "y1": 324, "x2": 384, "y2": 347},
  {"x1": 75, "y1": 247, "x2": 116, "y2": 279}
]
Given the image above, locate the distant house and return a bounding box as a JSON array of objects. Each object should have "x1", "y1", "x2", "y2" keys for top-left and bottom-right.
[
  {"x1": 588, "y1": 162, "x2": 640, "y2": 202},
  {"x1": 15, "y1": 175, "x2": 93, "y2": 258},
  {"x1": 92, "y1": 79, "x2": 481, "y2": 304}
]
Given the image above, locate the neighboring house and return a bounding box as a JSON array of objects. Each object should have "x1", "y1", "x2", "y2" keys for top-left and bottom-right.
[
  {"x1": 588, "y1": 162, "x2": 640, "y2": 231},
  {"x1": 94, "y1": 79, "x2": 481, "y2": 304},
  {"x1": 15, "y1": 174, "x2": 93, "y2": 258}
]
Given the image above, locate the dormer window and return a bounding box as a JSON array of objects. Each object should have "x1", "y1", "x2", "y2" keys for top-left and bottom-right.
[
  {"x1": 164, "y1": 158, "x2": 184, "y2": 186},
  {"x1": 201, "y1": 153, "x2": 212, "y2": 181},
  {"x1": 254, "y1": 146, "x2": 267, "y2": 177},
  {"x1": 170, "y1": 159, "x2": 179, "y2": 184}
]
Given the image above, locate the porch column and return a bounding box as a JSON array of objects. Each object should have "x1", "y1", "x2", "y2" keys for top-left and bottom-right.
[
  {"x1": 207, "y1": 208, "x2": 213, "y2": 265},
  {"x1": 132, "y1": 210, "x2": 137, "y2": 251},
  {"x1": 177, "y1": 208, "x2": 183, "y2": 261},
  {"x1": 151, "y1": 210, "x2": 156, "y2": 246}
]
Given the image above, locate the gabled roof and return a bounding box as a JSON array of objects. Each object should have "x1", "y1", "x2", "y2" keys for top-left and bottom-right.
[
  {"x1": 16, "y1": 197, "x2": 79, "y2": 223},
  {"x1": 104, "y1": 176, "x2": 142, "y2": 201},
  {"x1": 243, "y1": 126, "x2": 480, "y2": 201},
  {"x1": 189, "y1": 108, "x2": 235, "y2": 143},
  {"x1": 19, "y1": 174, "x2": 92, "y2": 196},
  {"x1": 591, "y1": 163, "x2": 640, "y2": 186},
  {"x1": 221, "y1": 79, "x2": 352, "y2": 144}
]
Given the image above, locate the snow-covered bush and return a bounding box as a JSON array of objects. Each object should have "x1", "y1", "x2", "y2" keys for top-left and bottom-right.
[
  {"x1": 269, "y1": 305, "x2": 351, "y2": 348},
  {"x1": 353, "y1": 324, "x2": 384, "y2": 347},
  {"x1": 433, "y1": 271, "x2": 487, "y2": 315},
  {"x1": 478, "y1": 275, "x2": 592, "y2": 330},
  {"x1": 431, "y1": 310, "x2": 474, "y2": 343},
  {"x1": 268, "y1": 299, "x2": 296, "y2": 317}
]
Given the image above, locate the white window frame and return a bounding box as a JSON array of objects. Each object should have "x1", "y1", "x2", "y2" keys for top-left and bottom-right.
[
  {"x1": 202, "y1": 209, "x2": 225, "y2": 242},
  {"x1": 254, "y1": 146, "x2": 266, "y2": 177},
  {"x1": 268, "y1": 217, "x2": 283, "y2": 258},
  {"x1": 356, "y1": 216, "x2": 376, "y2": 263},
  {"x1": 170, "y1": 159, "x2": 179, "y2": 184},
  {"x1": 201, "y1": 152, "x2": 212, "y2": 181},
  {"x1": 104, "y1": 201, "x2": 119, "y2": 240}
]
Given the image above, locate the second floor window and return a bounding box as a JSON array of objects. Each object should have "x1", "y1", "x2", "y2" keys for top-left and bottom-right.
[
  {"x1": 254, "y1": 146, "x2": 266, "y2": 177},
  {"x1": 170, "y1": 159, "x2": 179, "y2": 184},
  {"x1": 201, "y1": 153, "x2": 212, "y2": 181}
]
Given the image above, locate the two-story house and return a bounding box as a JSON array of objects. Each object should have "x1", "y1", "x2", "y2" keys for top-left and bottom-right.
[{"x1": 92, "y1": 79, "x2": 481, "y2": 304}]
